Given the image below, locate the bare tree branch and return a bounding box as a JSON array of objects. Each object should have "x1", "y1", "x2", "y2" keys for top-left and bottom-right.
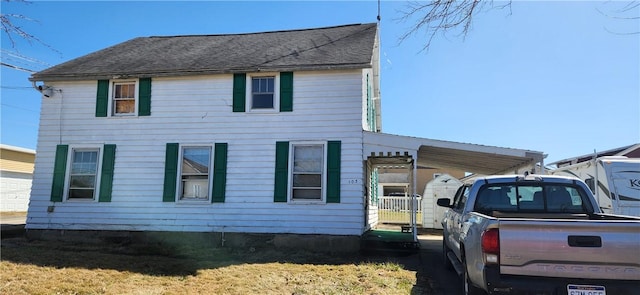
[
  {"x1": 396, "y1": 0, "x2": 512, "y2": 52},
  {"x1": 1, "y1": 0, "x2": 61, "y2": 54},
  {"x1": 597, "y1": 1, "x2": 640, "y2": 35},
  {"x1": 613, "y1": 1, "x2": 640, "y2": 14}
]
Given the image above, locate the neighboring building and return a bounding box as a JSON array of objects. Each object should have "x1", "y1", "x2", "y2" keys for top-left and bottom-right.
[
  {"x1": 27, "y1": 23, "x2": 544, "y2": 250},
  {"x1": 1, "y1": 144, "x2": 35, "y2": 212},
  {"x1": 378, "y1": 167, "x2": 465, "y2": 196}
]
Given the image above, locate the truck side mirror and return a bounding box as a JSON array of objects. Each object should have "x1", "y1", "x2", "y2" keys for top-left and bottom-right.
[{"x1": 437, "y1": 198, "x2": 453, "y2": 208}]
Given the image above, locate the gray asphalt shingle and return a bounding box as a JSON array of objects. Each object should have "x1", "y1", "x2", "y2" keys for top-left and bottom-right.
[{"x1": 31, "y1": 23, "x2": 378, "y2": 81}]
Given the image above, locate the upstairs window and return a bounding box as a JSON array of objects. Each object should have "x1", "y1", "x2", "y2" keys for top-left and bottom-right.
[
  {"x1": 232, "y1": 72, "x2": 293, "y2": 112},
  {"x1": 251, "y1": 77, "x2": 275, "y2": 109},
  {"x1": 112, "y1": 81, "x2": 136, "y2": 115},
  {"x1": 96, "y1": 78, "x2": 151, "y2": 117}
]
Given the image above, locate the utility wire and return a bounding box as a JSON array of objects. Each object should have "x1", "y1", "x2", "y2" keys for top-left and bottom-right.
[
  {"x1": 1, "y1": 103, "x2": 39, "y2": 113},
  {"x1": 1, "y1": 62, "x2": 35, "y2": 73}
]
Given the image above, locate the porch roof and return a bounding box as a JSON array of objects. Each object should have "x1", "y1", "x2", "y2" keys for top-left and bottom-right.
[{"x1": 363, "y1": 132, "x2": 545, "y2": 175}]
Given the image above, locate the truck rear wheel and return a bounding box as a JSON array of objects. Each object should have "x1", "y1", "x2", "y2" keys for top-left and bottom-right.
[{"x1": 462, "y1": 257, "x2": 486, "y2": 295}]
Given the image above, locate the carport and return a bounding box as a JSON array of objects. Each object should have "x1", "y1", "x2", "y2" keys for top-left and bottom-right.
[{"x1": 362, "y1": 131, "x2": 545, "y2": 242}]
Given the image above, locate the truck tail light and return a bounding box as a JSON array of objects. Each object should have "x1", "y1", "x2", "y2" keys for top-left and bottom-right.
[{"x1": 481, "y1": 228, "x2": 500, "y2": 264}]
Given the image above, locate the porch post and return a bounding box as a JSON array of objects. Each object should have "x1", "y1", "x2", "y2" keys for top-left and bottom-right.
[{"x1": 411, "y1": 160, "x2": 418, "y2": 242}]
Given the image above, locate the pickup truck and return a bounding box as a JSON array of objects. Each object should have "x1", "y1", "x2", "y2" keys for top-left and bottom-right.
[{"x1": 437, "y1": 174, "x2": 640, "y2": 295}]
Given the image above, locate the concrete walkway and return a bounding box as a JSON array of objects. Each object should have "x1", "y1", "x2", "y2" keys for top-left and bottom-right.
[{"x1": 1, "y1": 212, "x2": 27, "y2": 225}]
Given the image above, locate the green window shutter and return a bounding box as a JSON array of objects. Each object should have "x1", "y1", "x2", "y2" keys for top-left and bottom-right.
[
  {"x1": 138, "y1": 78, "x2": 151, "y2": 116},
  {"x1": 96, "y1": 80, "x2": 109, "y2": 117},
  {"x1": 274, "y1": 141, "x2": 289, "y2": 202},
  {"x1": 98, "y1": 144, "x2": 116, "y2": 202},
  {"x1": 326, "y1": 141, "x2": 341, "y2": 203},
  {"x1": 232, "y1": 73, "x2": 246, "y2": 112},
  {"x1": 211, "y1": 143, "x2": 228, "y2": 203},
  {"x1": 280, "y1": 72, "x2": 293, "y2": 112},
  {"x1": 163, "y1": 143, "x2": 179, "y2": 202},
  {"x1": 51, "y1": 145, "x2": 69, "y2": 202}
]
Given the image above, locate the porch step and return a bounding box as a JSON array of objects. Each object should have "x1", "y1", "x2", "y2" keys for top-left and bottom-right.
[{"x1": 360, "y1": 229, "x2": 420, "y2": 256}]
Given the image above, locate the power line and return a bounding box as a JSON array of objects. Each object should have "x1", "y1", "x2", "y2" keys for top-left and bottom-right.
[
  {"x1": 1, "y1": 103, "x2": 39, "y2": 113},
  {"x1": 1, "y1": 62, "x2": 35, "y2": 73},
  {"x1": 1, "y1": 86, "x2": 33, "y2": 90},
  {"x1": 1, "y1": 49, "x2": 50, "y2": 66}
]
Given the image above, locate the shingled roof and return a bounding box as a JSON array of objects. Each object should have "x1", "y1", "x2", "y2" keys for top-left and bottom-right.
[{"x1": 30, "y1": 23, "x2": 378, "y2": 82}]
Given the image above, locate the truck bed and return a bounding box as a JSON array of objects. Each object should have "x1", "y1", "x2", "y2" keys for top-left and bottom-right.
[{"x1": 497, "y1": 218, "x2": 640, "y2": 281}]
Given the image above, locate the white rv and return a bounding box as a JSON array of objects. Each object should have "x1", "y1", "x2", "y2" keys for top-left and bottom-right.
[{"x1": 549, "y1": 156, "x2": 640, "y2": 216}]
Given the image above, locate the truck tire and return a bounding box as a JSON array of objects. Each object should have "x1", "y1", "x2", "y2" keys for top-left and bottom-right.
[
  {"x1": 462, "y1": 258, "x2": 486, "y2": 295},
  {"x1": 443, "y1": 240, "x2": 453, "y2": 271}
]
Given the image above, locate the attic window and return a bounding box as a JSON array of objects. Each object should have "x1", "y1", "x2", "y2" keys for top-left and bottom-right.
[{"x1": 112, "y1": 81, "x2": 136, "y2": 115}]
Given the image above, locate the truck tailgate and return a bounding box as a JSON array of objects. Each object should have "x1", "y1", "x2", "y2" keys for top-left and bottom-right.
[{"x1": 498, "y1": 219, "x2": 640, "y2": 280}]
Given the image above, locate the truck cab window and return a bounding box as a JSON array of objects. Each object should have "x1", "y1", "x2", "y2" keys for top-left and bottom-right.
[{"x1": 454, "y1": 186, "x2": 470, "y2": 211}]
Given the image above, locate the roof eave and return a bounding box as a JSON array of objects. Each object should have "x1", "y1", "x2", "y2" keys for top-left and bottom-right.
[{"x1": 30, "y1": 63, "x2": 373, "y2": 82}]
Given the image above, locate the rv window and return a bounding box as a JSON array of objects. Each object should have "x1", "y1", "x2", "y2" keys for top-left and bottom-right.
[{"x1": 585, "y1": 178, "x2": 595, "y2": 193}]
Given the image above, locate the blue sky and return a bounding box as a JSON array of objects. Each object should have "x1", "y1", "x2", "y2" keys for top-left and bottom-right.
[{"x1": 1, "y1": 1, "x2": 638, "y2": 164}]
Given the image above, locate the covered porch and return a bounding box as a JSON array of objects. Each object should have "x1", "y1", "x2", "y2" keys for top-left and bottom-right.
[{"x1": 361, "y1": 131, "x2": 545, "y2": 250}]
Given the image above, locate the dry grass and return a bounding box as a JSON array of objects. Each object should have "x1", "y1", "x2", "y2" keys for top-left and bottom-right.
[{"x1": 0, "y1": 237, "x2": 425, "y2": 295}]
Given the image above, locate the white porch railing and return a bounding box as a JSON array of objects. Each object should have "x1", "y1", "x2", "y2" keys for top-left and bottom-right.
[{"x1": 377, "y1": 196, "x2": 422, "y2": 224}]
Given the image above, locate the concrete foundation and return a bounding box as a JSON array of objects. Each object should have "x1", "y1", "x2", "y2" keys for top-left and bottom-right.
[{"x1": 25, "y1": 229, "x2": 361, "y2": 254}]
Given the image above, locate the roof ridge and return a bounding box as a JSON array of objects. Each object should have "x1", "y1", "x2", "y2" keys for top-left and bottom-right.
[{"x1": 146, "y1": 23, "x2": 376, "y2": 39}]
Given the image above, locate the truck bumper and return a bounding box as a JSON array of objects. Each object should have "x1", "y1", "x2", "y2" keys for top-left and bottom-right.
[{"x1": 484, "y1": 266, "x2": 638, "y2": 295}]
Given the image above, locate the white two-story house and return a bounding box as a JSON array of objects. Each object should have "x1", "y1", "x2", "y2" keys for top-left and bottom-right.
[{"x1": 27, "y1": 23, "x2": 544, "y2": 250}]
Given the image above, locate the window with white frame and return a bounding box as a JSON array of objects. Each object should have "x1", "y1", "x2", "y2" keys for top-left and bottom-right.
[
  {"x1": 250, "y1": 75, "x2": 277, "y2": 110},
  {"x1": 180, "y1": 146, "x2": 211, "y2": 201},
  {"x1": 246, "y1": 73, "x2": 280, "y2": 112},
  {"x1": 68, "y1": 148, "x2": 100, "y2": 200},
  {"x1": 291, "y1": 144, "x2": 324, "y2": 200},
  {"x1": 112, "y1": 81, "x2": 136, "y2": 115}
]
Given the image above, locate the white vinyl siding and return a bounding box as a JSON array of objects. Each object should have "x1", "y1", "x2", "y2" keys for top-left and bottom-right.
[{"x1": 27, "y1": 70, "x2": 366, "y2": 235}]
